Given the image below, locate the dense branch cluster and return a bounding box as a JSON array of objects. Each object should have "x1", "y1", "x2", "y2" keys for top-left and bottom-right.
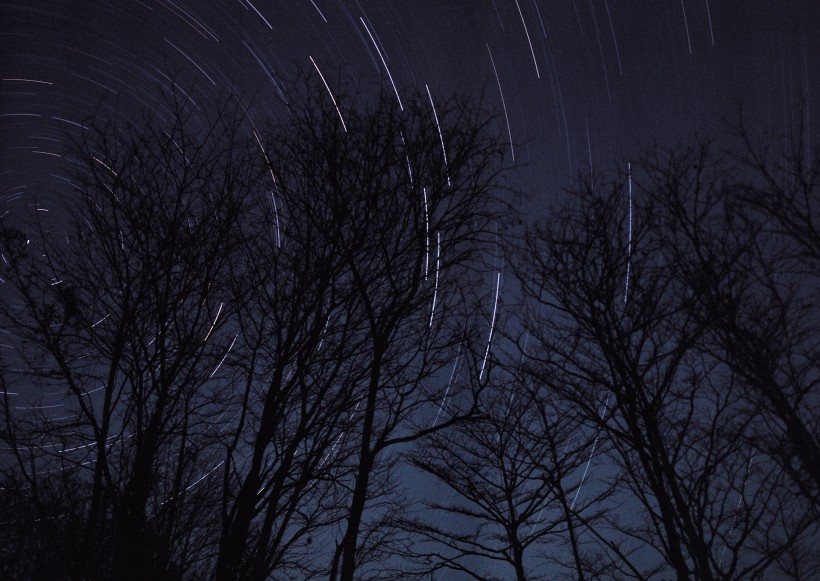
[{"x1": 1, "y1": 78, "x2": 817, "y2": 580}]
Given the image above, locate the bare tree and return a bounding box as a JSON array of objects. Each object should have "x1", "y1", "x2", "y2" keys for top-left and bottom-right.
[
  {"x1": 515, "y1": 152, "x2": 818, "y2": 579},
  {"x1": 1, "y1": 89, "x2": 261, "y2": 580},
  {"x1": 1, "y1": 72, "x2": 513, "y2": 581},
  {"x1": 260, "y1": 83, "x2": 513, "y2": 581},
  {"x1": 212, "y1": 82, "x2": 368, "y2": 580},
  {"x1": 689, "y1": 117, "x2": 820, "y2": 506},
  {"x1": 401, "y1": 362, "x2": 610, "y2": 581}
]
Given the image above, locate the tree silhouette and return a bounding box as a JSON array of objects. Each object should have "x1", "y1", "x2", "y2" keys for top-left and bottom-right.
[
  {"x1": 1, "y1": 73, "x2": 511, "y2": 581},
  {"x1": 260, "y1": 80, "x2": 511, "y2": 581},
  {"x1": 401, "y1": 366, "x2": 610, "y2": 581},
  {"x1": 1, "y1": 89, "x2": 262, "y2": 580},
  {"x1": 515, "y1": 138, "x2": 818, "y2": 579},
  {"x1": 3, "y1": 73, "x2": 817, "y2": 581}
]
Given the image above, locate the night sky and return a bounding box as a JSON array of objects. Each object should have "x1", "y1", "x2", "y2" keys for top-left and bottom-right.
[
  {"x1": 3, "y1": 0, "x2": 818, "y2": 218},
  {"x1": 2, "y1": 1, "x2": 819, "y2": 578}
]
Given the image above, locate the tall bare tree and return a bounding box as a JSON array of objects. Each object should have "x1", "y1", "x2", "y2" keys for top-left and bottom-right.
[
  {"x1": 1, "y1": 89, "x2": 261, "y2": 580},
  {"x1": 269, "y1": 84, "x2": 513, "y2": 581},
  {"x1": 516, "y1": 148, "x2": 818, "y2": 579},
  {"x1": 401, "y1": 364, "x2": 609, "y2": 581},
  {"x1": 1, "y1": 73, "x2": 513, "y2": 580},
  {"x1": 694, "y1": 118, "x2": 820, "y2": 505},
  {"x1": 213, "y1": 80, "x2": 369, "y2": 580}
]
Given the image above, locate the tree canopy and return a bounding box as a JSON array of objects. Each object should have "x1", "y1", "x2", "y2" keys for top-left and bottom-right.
[{"x1": 1, "y1": 76, "x2": 818, "y2": 580}]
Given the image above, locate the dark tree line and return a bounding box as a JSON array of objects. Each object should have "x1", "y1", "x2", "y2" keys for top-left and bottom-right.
[{"x1": 1, "y1": 74, "x2": 818, "y2": 580}]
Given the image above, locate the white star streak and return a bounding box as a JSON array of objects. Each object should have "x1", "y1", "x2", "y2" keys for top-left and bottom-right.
[
  {"x1": 423, "y1": 187, "x2": 429, "y2": 279},
  {"x1": 203, "y1": 302, "x2": 224, "y2": 342},
  {"x1": 245, "y1": 0, "x2": 273, "y2": 29},
  {"x1": 680, "y1": 0, "x2": 693, "y2": 54},
  {"x1": 426, "y1": 84, "x2": 451, "y2": 186},
  {"x1": 360, "y1": 17, "x2": 403, "y2": 111},
  {"x1": 310, "y1": 56, "x2": 347, "y2": 133},
  {"x1": 479, "y1": 270, "x2": 501, "y2": 381},
  {"x1": 570, "y1": 391, "x2": 611, "y2": 511},
  {"x1": 487, "y1": 44, "x2": 514, "y2": 161},
  {"x1": 209, "y1": 333, "x2": 238, "y2": 378},
  {"x1": 433, "y1": 344, "x2": 462, "y2": 428},
  {"x1": 252, "y1": 128, "x2": 281, "y2": 247},
  {"x1": 429, "y1": 232, "x2": 440, "y2": 328},
  {"x1": 513, "y1": 0, "x2": 540, "y2": 78},
  {"x1": 624, "y1": 162, "x2": 632, "y2": 305}
]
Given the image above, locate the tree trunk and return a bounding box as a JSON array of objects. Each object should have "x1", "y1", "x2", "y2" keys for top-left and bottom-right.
[{"x1": 331, "y1": 357, "x2": 381, "y2": 581}]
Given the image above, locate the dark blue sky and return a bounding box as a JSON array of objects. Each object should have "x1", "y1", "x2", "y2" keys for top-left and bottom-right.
[{"x1": 2, "y1": 0, "x2": 818, "y2": 218}]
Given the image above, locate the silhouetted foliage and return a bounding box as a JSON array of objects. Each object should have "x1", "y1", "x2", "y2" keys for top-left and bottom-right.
[
  {"x1": 511, "y1": 134, "x2": 819, "y2": 579},
  {"x1": 2, "y1": 87, "x2": 257, "y2": 580},
  {"x1": 2, "y1": 74, "x2": 817, "y2": 581},
  {"x1": 394, "y1": 121, "x2": 818, "y2": 580},
  {"x1": 401, "y1": 371, "x2": 609, "y2": 581},
  {"x1": 1, "y1": 72, "x2": 510, "y2": 581}
]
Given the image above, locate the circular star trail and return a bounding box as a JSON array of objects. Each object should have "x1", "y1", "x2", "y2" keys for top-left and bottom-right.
[{"x1": 3, "y1": 0, "x2": 818, "y2": 215}]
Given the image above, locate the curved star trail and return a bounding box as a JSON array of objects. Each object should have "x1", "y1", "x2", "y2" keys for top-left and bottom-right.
[{"x1": 4, "y1": 1, "x2": 816, "y2": 217}]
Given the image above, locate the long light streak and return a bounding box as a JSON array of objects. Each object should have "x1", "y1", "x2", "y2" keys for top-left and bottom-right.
[
  {"x1": 360, "y1": 17, "x2": 403, "y2": 111},
  {"x1": 253, "y1": 128, "x2": 281, "y2": 247},
  {"x1": 165, "y1": 38, "x2": 216, "y2": 85},
  {"x1": 602, "y1": 0, "x2": 623, "y2": 76},
  {"x1": 429, "y1": 232, "x2": 441, "y2": 328},
  {"x1": 242, "y1": 40, "x2": 288, "y2": 104},
  {"x1": 426, "y1": 84, "x2": 451, "y2": 185},
  {"x1": 52, "y1": 116, "x2": 88, "y2": 130},
  {"x1": 203, "y1": 301, "x2": 224, "y2": 342},
  {"x1": 433, "y1": 344, "x2": 462, "y2": 427},
  {"x1": 572, "y1": 161, "x2": 633, "y2": 518},
  {"x1": 308, "y1": 0, "x2": 328, "y2": 22},
  {"x1": 423, "y1": 187, "x2": 430, "y2": 279},
  {"x1": 401, "y1": 130, "x2": 414, "y2": 183},
  {"x1": 160, "y1": 459, "x2": 226, "y2": 507},
  {"x1": 209, "y1": 333, "x2": 237, "y2": 378},
  {"x1": 680, "y1": 0, "x2": 693, "y2": 54},
  {"x1": 513, "y1": 0, "x2": 540, "y2": 78},
  {"x1": 310, "y1": 56, "x2": 347, "y2": 132},
  {"x1": 320, "y1": 398, "x2": 364, "y2": 467},
  {"x1": 487, "y1": 44, "x2": 515, "y2": 161},
  {"x1": 705, "y1": 0, "x2": 715, "y2": 46},
  {"x1": 719, "y1": 452, "x2": 755, "y2": 567},
  {"x1": 93, "y1": 157, "x2": 117, "y2": 176},
  {"x1": 570, "y1": 391, "x2": 611, "y2": 511},
  {"x1": 479, "y1": 270, "x2": 502, "y2": 381},
  {"x1": 623, "y1": 162, "x2": 633, "y2": 305},
  {"x1": 317, "y1": 316, "x2": 331, "y2": 351},
  {"x1": 245, "y1": 0, "x2": 273, "y2": 29},
  {"x1": 91, "y1": 314, "x2": 110, "y2": 328},
  {"x1": 2, "y1": 77, "x2": 53, "y2": 84}
]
